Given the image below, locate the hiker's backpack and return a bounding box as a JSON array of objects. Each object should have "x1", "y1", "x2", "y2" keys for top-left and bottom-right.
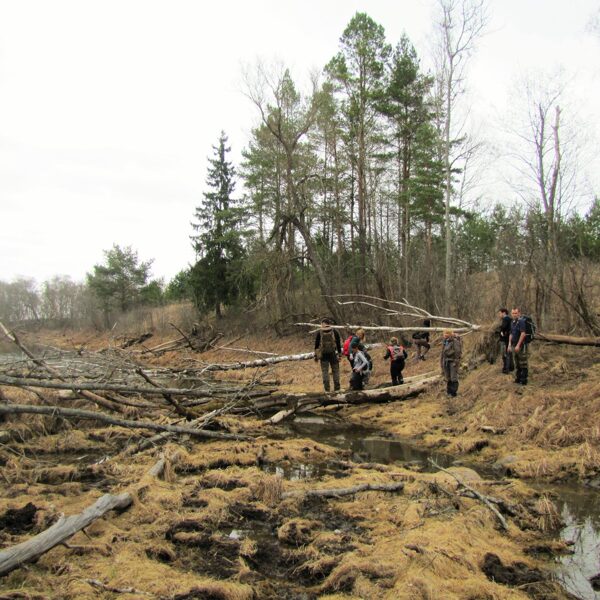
[
  {"x1": 342, "y1": 335, "x2": 353, "y2": 357},
  {"x1": 388, "y1": 345, "x2": 406, "y2": 361},
  {"x1": 320, "y1": 330, "x2": 336, "y2": 355},
  {"x1": 453, "y1": 336, "x2": 463, "y2": 361},
  {"x1": 522, "y1": 316, "x2": 536, "y2": 344}
]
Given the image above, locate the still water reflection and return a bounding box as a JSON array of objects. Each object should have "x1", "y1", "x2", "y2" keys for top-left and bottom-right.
[{"x1": 288, "y1": 413, "x2": 600, "y2": 599}]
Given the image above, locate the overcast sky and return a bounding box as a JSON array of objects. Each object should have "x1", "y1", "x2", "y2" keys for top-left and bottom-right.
[{"x1": 1, "y1": 0, "x2": 599, "y2": 285}]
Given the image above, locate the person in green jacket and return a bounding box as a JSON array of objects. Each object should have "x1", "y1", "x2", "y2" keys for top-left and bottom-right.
[
  {"x1": 314, "y1": 318, "x2": 341, "y2": 392},
  {"x1": 441, "y1": 329, "x2": 462, "y2": 397}
]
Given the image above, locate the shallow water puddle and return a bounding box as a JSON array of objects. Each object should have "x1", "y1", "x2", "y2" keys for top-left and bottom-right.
[
  {"x1": 545, "y1": 485, "x2": 600, "y2": 600},
  {"x1": 288, "y1": 413, "x2": 454, "y2": 469},
  {"x1": 287, "y1": 413, "x2": 600, "y2": 599}
]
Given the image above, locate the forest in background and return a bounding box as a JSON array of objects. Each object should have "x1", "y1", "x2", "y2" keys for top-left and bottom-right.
[{"x1": 2, "y1": 7, "x2": 599, "y2": 335}]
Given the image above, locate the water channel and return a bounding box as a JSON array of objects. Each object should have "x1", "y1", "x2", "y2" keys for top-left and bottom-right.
[{"x1": 283, "y1": 413, "x2": 600, "y2": 600}]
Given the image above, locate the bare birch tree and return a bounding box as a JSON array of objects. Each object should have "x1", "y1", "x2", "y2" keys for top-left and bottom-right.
[{"x1": 432, "y1": 0, "x2": 488, "y2": 311}]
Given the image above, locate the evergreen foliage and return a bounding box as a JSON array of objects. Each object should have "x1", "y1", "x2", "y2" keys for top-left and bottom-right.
[
  {"x1": 86, "y1": 245, "x2": 154, "y2": 321},
  {"x1": 190, "y1": 132, "x2": 250, "y2": 317}
]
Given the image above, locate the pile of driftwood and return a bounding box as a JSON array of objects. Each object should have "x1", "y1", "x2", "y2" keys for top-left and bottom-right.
[
  {"x1": 137, "y1": 322, "x2": 224, "y2": 355},
  {"x1": 0, "y1": 320, "x2": 441, "y2": 452}
]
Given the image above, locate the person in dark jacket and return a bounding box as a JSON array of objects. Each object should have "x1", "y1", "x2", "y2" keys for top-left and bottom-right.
[
  {"x1": 314, "y1": 318, "x2": 342, "y2": 392},
  {"x1": 384, "y1": 337, "x2": 408, "y2": 385},
  {"x1": 441, "y1": 329, "x2": 462, "y2": 397},
  {"x1": 497, "y1": 308, "x2": 513, "y2": 374},
  {"x1": 508, "y1": 307, "x2": 529, "y2": 385},
  {"x1": 412, "y1": 319, "x2": 431, "y2": 360}
]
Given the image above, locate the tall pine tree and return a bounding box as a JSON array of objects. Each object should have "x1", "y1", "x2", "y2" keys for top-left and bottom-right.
[{"x1": 191, "y1": 132, "x2": 248, "y2": 318}]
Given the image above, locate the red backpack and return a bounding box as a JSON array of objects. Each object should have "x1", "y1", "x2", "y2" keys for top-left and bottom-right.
[
  {"x1": 388, "y1": 345, "x2": 406, "y2": 361},
  {"x1": 342, "y1": 335, "x2": 353, "y2": 357}
]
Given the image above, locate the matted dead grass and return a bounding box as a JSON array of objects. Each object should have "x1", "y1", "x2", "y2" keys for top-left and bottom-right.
[
  {"x1": 0, "y1": 431, "x2": 566, "y2": 599},
  {"x1": 0, "y1": 327, "x2": 592, "y2": 598}
]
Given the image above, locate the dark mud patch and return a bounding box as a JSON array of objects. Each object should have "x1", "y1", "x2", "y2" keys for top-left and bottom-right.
[
  {"x1": 0, "y1": 502, "x2": 38, "y2": 534},
  {"x1": 482, "y1": 552, "x2": 545, "y2": 586},
  {"x1": 160, "y1": 489, "x2": 363, "y2": 598},
  {"x1": 481, "y1": 553, "x2": 573, "y2": 598}
]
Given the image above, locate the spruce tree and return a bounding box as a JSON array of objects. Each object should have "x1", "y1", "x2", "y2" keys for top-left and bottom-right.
[{"x1": 190, "y1": 132, "x2": 247, "y2": 318}]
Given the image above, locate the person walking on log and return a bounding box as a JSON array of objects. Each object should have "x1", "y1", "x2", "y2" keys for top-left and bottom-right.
[
  {"x1": 350, "y1": 348, "x2": 371, "y2": 390},
  {"x1": 412, "y1": 319, "x2": 431, "y2": 361},
  {"x1": 384, "y1": 337, "x2": 408, "y2": 385},
  {"x1": 314, "y1": 318, "x2": 341, "y2": 392},
  {"x1": 441, "y1": 329, "x2": 462, "y2": 397}
]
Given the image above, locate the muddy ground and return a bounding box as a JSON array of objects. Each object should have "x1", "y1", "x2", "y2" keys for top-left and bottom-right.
[{"x1": 0, "y1": 327, "x2": 597, "y2": 599}]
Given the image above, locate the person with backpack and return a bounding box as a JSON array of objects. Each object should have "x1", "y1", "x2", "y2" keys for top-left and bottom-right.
[
  {"x1": 440, "y1": 329, "x2": 462, "y2": 397},
  {"x1": 314, "y1": 318, "x2": 342, "y2": 392},
  {"x1": 343, "y1": 328, "x2": 366, "y2": 367},
  {"x1": 412, "y1": 319, "x2": 431, "y2": 360},
  {"x1": 384, "y1": 337, "x2": 408, "y2": 385},
  {"x1": 508, "y1": 307, "x2": 532, "y2": 385},
  {"x1": 350, "y1": 348, "x2": 371, "y2": 390},
  {"x1": 497, "y1": 308, "x2": 514, "y2": 374}
]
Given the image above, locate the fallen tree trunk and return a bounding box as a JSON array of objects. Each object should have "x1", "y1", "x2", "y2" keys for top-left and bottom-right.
[
  {"x1": 0, "y1": 322, "x2": 126, "y2": 414},
  {"x1": 537, "y1": 332, "x2": 600, "y2": 347},
  {"x1": 120, "y1": 332, "x2": 153, "y2": 349},
  {"x1": 267, "y1": 375, "x2": 440, "y2": 424},
  {"x1": 0, "y1": 404, "x2": 251, "y2": 441},
  {"x1": 281, "y1": 481, "x2": 404, "y2": 499},
  {"x1": 196, "y1": 343, "x2": 385, "y2": 373},
  {"x1": 296, "y1": 323, "x2": 473, "y2": 334},
  {"x1": 0, "y1": 454, "x2": 174, "y2": 577},
  {"x1": 198, "y1": 351, "x2": 317, "y2": 371},
  {"x1": 0, "y1": 374, "x2": 268, "y2": 401},
  {"x1": 0, "y1": 492, "x2": 133, "y2": 576}
]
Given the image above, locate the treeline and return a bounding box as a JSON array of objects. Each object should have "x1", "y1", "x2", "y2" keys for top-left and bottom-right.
[
  {"x1": 176, "y1": 11, "x2": 600, "y2": 333},
  {"x1": 3, "y1": 9, "x2": 599, "y2": 335}
]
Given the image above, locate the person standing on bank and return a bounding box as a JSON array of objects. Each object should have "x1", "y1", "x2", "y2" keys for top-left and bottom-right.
[
  {"x1": 498, "y1": 308, "x2": 513, "y2": 374},
  {"x1": 508, "y1": 307, "x2": 529, "y2": 385},
  {"x1": 441, "y1": 329, "x2": 462, "y2": 397},
  {"x1": 314, "y1": 319, "x2": 341, "y2": 392},
  {"x1": 384, "y1": 337, "x2": 408, "y2": 385}
]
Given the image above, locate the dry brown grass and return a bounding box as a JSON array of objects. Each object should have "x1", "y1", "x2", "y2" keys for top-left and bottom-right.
[{"x1": 0, "y1": 326, "x2": 594, "y2": 597}]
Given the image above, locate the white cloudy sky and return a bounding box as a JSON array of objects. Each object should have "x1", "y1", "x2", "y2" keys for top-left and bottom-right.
[{"x1": 1, "y1": 0, "x2": 599, "y2": 285}]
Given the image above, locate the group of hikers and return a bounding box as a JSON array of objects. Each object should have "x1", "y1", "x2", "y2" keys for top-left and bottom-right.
[
  {"x1": 314, "y1": 306, "x2": 534, "y2": 397},
  {"x1": 496, "y1": 306, "x2": 534, "y2": 386},
  {"x1": 313, "y1": 318, "x2": 462, "y2": 397}
]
